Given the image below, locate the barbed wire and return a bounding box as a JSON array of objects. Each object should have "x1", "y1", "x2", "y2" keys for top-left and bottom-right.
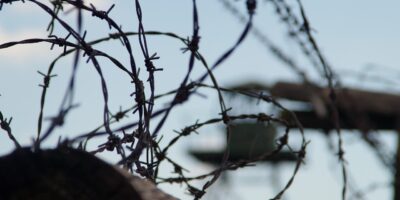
[{"x1": 0, "y1": 0, "x2": 393, "y2": 199}]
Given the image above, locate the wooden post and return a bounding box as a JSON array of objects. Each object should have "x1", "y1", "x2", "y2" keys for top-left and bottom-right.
[{"x1": 395, "y1": 134, "x2": 400, "y2": 200}]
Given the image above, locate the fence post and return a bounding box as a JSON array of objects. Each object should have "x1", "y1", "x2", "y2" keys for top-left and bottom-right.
[{"x1": 395, "y1": 134, "x2": 400, "y2": 200}]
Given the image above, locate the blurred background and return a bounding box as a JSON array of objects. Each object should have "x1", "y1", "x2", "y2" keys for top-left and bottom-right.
[{"x1": 1, "y1": 0, "x2": 400, "y2": 199}]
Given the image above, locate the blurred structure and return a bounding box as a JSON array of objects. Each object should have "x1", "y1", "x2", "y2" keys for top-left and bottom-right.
[
  {"x1": 189, "y1": 122, "x2": 296, "y2": 164},
  {"x1": 270, "y1": 81, "x2": 400, "y2": 200},
  {"x1": 190, "y1": 80, "x2": 400, "y2": 200},
  {"x1": 188, "y1": 82, "x2": 297, "y2": 198}
]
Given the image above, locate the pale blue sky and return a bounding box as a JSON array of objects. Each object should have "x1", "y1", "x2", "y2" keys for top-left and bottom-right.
[{"x1": 0, "y1": 1, "x2": 399, "y2": 199}]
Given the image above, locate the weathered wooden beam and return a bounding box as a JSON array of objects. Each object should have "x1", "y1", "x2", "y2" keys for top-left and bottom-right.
[
  {"x1": 280, "y1": 110, "x2": 397, "y2": 131},
  {"x1": 270, "y1": 82, "x2": 400, "y2": 117}
]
